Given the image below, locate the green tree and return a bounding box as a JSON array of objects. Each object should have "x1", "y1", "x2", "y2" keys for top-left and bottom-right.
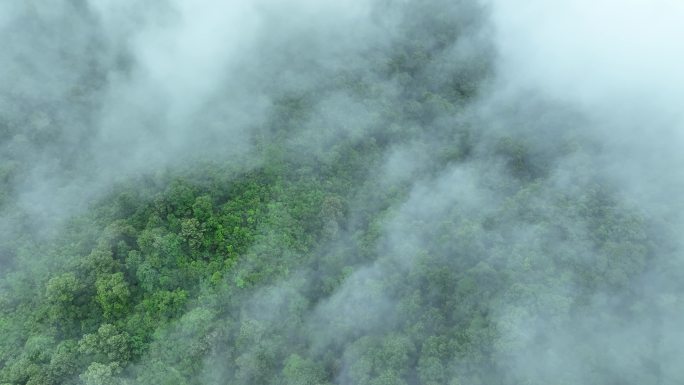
[
  {"x1": 80, "y1": 362, "x2": 121, "y2": 385},
  {"x1": 282, "y1": 354, "x2": 328, "y2": 385},
  {"x1": 45, "y1": 272, "x2": 82, "y2": 323},
  {"x1": 96, "y1": 273, "x2": 130, "y2": 320}
]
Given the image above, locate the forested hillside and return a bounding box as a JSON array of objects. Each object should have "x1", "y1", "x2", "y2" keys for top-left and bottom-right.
[{"x1": 1, "y1": 1, "x2": 682, "y2": 384}]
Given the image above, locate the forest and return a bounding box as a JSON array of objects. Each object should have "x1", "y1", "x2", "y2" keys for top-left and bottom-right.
[{"x1": 1, "y1": 0, "x2": 682, "y2": 384}]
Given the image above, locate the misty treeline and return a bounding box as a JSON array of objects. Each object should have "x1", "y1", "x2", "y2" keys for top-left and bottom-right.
[{"x1": 0, "y1": 1, "x2": 681, "y2": 385}]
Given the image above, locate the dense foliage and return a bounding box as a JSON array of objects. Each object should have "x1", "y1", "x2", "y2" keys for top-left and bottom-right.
[{"x1": 0, "y1": 1, "x2": 673, "y2": 384}]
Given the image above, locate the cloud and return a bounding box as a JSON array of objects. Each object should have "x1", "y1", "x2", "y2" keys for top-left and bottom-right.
[{"x1": 3, "y1": 1, "x2": 683, "y2": 384}]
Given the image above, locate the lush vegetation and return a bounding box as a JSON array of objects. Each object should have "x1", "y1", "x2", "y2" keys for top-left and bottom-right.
[
  {"x1": 0, "y1": 1, "x2": 672, "y2": 384},
  {"x1": 0, "y1": 136, "x2": 659, "y2": 385}
]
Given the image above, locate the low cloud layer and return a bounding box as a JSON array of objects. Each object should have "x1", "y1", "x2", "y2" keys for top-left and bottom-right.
[{"x1": 1, "y1": 1, "x2": 683, "y2": 384}]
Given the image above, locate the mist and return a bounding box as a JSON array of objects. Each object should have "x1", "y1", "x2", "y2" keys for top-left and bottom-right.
[{"x1": 1, "y1": 1, "x2": 683, "y2": 384}]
